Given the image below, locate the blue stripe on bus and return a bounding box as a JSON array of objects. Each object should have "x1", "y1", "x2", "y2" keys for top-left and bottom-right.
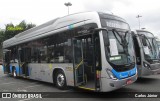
[
  {"x1": 10, "y1": 65, "x2": 12, "y2": 73},
  {"x1": 16, "y1": 66, "x2": 20, "y2": 75},
  {"x1": 2, "y1": 65, "x2": 4, "y2": 72},
  {"x1": 111, "y1": 65, "x2": 137, "y2": 80},
  {"x1": 20, "y1": 67, "x2": 22, "y2": 75}
]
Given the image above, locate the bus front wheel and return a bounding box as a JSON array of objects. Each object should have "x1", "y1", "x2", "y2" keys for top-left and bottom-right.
[{"x1": 55, "y1": 70, "x2": 67, "y2": 89}]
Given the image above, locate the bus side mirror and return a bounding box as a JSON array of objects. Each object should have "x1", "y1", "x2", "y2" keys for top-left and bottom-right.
[{"x1": 136, "y1": 57, "x2": 140, "y2": 63}]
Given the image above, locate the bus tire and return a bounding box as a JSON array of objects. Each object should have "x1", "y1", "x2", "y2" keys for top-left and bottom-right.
[
  {"x1": 13, "y1": 68, "x2": 17, "y2": 78},
  {"x1": 55, "y1": 70, "x2": 67, "y2": 90}
]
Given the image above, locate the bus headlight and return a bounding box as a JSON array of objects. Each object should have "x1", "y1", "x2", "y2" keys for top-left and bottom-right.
[
  {"x1": 143, "y1": 62, "x2": 151, "y2": 69},
  {"x1": 106, "y1": 69, "x2": 117, "y2": 80}
]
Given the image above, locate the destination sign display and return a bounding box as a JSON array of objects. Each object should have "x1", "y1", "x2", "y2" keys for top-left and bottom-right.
[{"x1": 101, "y1": 19, "x2": 129, "y2": 30}]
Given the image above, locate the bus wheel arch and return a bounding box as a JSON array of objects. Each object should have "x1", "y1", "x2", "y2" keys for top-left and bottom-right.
[{"x1": 52, "y1": 68, "x2": 67, "y2": 89}]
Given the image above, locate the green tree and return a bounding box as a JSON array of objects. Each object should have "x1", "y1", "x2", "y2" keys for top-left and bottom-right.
[
  {"x1": 1, "y1": 21, "x2": 36, "y2": 42},
  {"x1": 0, "y1": 20, "x2": 36, "y2": 58},
  {"x1": 5, "y1": 23, "x2": 15, "y2": 39},
  {"x1": 26, "y1": 23, "x2": 36, "y2": 30}
]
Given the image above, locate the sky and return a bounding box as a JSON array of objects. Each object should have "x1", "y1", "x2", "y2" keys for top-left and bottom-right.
[{"x1": 0, "y1": 0, "x2": 160, "y2": 38}]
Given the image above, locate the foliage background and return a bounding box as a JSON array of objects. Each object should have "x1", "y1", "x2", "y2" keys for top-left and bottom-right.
[{"x1": 0, "y1": 21, "x2": 36, "y2": 59}]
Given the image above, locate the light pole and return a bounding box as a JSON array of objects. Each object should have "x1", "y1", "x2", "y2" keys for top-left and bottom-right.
[
  {"x1": 64, "y1": 2, "x2": 72, "y2": 15},
  {"x1": 136, "y1": 15, "x2": 142, "y2": 29}
]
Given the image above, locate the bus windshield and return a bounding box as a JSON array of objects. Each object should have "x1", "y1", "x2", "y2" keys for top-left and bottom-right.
[
  {"x1": 103, "y1": 29, "x2": 135, "y2": 66},
  {"x1": 101, "y1": 18, "x2": 135, "y2": 71},
  {"x1": 157, "y1": 41, "x2": 160, "y2": 52},
  {"x1": 138, "y1": 31, "x2": 160, "y2": 60}
]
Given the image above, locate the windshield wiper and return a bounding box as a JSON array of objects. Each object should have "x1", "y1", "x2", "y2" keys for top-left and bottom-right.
[
  {"x1": 112, "y1": 29, "x2": 122, "y2": 46},
  {"x1": 112, "y1": 29, "x2": 129, "y2": 55},
  {"x1": 125, "y1": 31, "x2": 130, "y2": 45},
  {"x1": 112, "y1": 29, "x2": 133, "y2": 64}
]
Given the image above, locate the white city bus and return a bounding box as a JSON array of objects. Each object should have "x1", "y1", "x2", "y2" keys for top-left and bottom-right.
[
  {"x1": 2, "y1": 11, "x2": 137, "y2": 92},
  {"x1": 132, "y1": 30, "x2": 160, "y2": 77}
]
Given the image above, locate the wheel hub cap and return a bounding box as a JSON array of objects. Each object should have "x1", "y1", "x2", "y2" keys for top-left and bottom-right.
[{"x1": 57, "y1": 74, "x2": 64, "y2": 87}]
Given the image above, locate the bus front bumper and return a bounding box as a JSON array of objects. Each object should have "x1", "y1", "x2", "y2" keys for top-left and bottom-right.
[
  {"x1": 101, "y1": 74, "x2": 137, "y2": 92},
  {"x1": 140, "y1": 63, "x2": 160, "y2": 76}
]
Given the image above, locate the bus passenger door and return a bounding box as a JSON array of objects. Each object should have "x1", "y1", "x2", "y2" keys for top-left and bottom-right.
[
  {"x1": 3, "y1": 50, "x2": 11, "y2": 74},
  {"x1": 18, "y1": 47, "x2": 30, "y2": 77},
  {"x1": 73, "y1": 39, "x2": 85, "y2": 86}
]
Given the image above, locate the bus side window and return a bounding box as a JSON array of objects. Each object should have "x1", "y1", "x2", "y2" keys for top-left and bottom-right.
[
  {"x1": 26, "y1": 48, "x2": 31, "y2": 63},
  {"x1": 31, "y1": 47, "x2": 38, "y2": 63},
  {"x1": 5, "y1": 52, "x2": 10, "y2": 63},
  {"x1": 64, "y1": 39, "x2": 73, "y2": 63},
  {"x1": 20, "y1": 48, "x2": 26, "y2": 62}
]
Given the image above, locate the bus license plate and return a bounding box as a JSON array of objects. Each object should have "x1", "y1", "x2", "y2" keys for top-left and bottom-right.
[{"x1": 126, "y1": 79, "x2": 132, "y2": 85}]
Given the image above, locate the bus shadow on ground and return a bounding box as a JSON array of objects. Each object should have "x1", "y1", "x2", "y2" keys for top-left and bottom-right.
[
  {"x1": 1, "y1": 74, "x2": 139, "y2": 92},
  {"x1": 2, "y1": 74, "x2": 55, "y2": 87},
  {"x1": 42, "y1": 87, "x2": 138, "y2": 98},
  {"x1": 72, "y1": 87, "x2": 138, "y2": 92},
  {"x1": 0, "y1": 75, "x2": 142, "y2": 98},
  {"x1": 135, "y1": 77, "x2": 159, "y2": 84}
]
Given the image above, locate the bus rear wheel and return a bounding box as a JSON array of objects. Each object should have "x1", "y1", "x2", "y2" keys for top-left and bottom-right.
[{"x1": 55, "y1": 70, "x2": 67, "y2": 89}]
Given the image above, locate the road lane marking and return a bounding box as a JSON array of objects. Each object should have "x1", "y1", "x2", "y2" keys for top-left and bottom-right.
[
  {"x1": 60, "y1": 89, "x2": 73, "y2": 92},
  {"x1": 17, "y1": 89, "x2": 27, "y2": 92},
  {"x1": 0, "y1": 82, "x2": 17, "y2": 85},
  {"x1": 2, "y1": 89, "x2": 9, "y2": 92},
  {"x1": 23, "y1": 84, "x2": 42, "y2": 89},
  {"x1": 18, "y1": 98, "x2": 33, "y2": 101}
]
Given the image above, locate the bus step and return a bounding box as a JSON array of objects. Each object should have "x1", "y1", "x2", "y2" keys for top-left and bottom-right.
[
  {"x1": 78, "y1": 82, "x2": 86, "y2": 86},
  {"x1": 21, "y1": 74, "x2": 25, "y2": 76},
  {"x1": 9, "y1": 73, "x2": 12, "y2": 75},
  {"x1": 22, "y1": 76, "x2": 29, "y2": 78}
]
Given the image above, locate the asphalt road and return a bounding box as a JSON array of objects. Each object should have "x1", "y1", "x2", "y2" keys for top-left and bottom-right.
[{"x1": 0, "y1": 65, "x2": 160, "y2": 101}]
